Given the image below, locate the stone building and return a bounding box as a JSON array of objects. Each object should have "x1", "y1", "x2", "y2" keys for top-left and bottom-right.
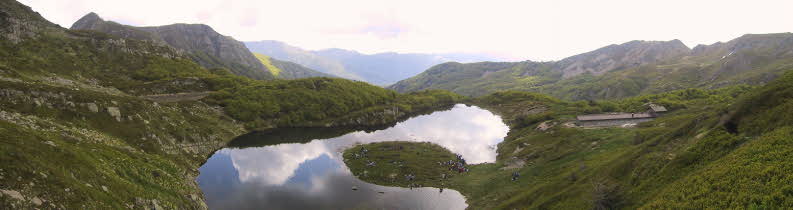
[{"x1": 576, "y1": 103, "x2": 667, "y2": 127}]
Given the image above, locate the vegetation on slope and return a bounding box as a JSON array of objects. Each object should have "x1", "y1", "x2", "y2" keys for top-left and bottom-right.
[
  {"x1": 464, "y1": 72, "x2": 791, "y2": 209},
  {"x1": 0, "y1": 0, "x2": 464, "y2": 208},
  {"x1": 201, "y1": 68, "x2": 462, "y2": 129},
  {"x1": 253, "y1": 52, "x2": 335, "y2": 79},
  {"x1": 343, "y1": 141, "x2": 462, "y2": 188},
  {"x1": 253, "y1": 53, "x2": 282, "y2": 76},
  {"x1": 354, "y1": 72, "x2": 793, "y2": 209}
]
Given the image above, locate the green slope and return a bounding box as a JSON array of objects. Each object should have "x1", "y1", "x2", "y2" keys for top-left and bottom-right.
[
  {"x1": 254, "y1": 53, "x2": 283, "y2": 76},
  {"x1": 363, "y1": 69, "x2": 793, "y2": 209},
  {"x1": 253, "y1": 52, "x2": 333, "y2": 79},
  {"x1": 0, "y1": 0, "x2": 463, "y2": 208}
]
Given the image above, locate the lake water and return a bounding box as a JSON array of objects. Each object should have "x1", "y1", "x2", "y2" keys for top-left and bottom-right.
[{"x1": 197, "y1": 104, "x2": 509, "y2": 210}]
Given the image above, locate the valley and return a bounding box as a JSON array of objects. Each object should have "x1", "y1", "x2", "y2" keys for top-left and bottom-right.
[{"x1": 2, "y1": 0, "x2": 793, "y2": 209}]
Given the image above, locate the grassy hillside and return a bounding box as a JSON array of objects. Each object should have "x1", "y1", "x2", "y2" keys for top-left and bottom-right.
[
  {"x1": 354, "y1": 69, "x2": 793, "y2": 209},
  {"x1": 253, "y1": 52, "x2": 334, "y2": 79},
  {"x1": 0, "y1": 0, "x2": 463, "y2": 208},
  {"x1": 205, "y1": 73, "x2": 462, "y2": 129},
  {"x1": 254, "y1": 53, "x2": 283, "y2": 76},
  {"x1": 467, "y1": 72, "x2": 792, "y2": 209}
]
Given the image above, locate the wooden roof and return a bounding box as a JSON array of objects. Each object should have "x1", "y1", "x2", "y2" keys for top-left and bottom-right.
[
  {"x1": 576, "y1": 113, "x2": 654, "y2": 121},
  {"x1": 648, "y1": 103, "x2": 668, "y2": 112}
]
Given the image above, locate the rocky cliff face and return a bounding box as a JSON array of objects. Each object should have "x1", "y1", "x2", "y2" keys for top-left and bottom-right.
[
  {"x1": 554, "y1": 40, "x2": 691, "y2": 78},
  {"x1": 0, "y1": 0, "x2": 58, "y2": 43},
  {"x1": 71, "y1": 13, "x2": 273, "y2": 80}
]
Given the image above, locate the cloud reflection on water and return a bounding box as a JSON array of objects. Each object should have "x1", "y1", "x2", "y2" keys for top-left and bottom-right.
[{"x1": 198, "y1": 104, "x2": 507, "y2": 209}]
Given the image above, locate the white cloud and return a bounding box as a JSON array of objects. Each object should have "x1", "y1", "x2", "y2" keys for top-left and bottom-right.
[{"x1": 20, "y1": 0, "x2": 793, "y2": 61}]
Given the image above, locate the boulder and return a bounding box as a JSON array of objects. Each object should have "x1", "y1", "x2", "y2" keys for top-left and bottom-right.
[
  {"x1": 87, "y1": 103, "x2": 99, "y2": 113},
  {"x1": 0, "y1": 189, "x2": 24, "y2": 201},
  {"x1": 107, "y1": 107, "x2": 121, "y2": 122}
]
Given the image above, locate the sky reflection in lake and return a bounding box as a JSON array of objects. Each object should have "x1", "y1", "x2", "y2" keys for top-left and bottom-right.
[{"x1": 198, "y1": 104, "x2": 508, "y2": 209}]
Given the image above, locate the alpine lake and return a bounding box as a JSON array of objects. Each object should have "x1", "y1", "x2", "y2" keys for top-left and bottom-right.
[{"x1": 197, "y1": 104, "x2": 509, "y2": 209}]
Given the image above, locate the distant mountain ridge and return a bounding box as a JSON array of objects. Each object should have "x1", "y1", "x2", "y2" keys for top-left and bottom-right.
[
  {"x1": 390, "y1": 34, "x2": 793, "y2": 100},
  {"x1": 553, "y1": 39, "x2": 690, "y2": 78},
  {"x1": 245, "y1": 40, "x2": 355, "y2": 80},
  {"x1": 71, "y1": 12, "x2": 274, "y2": 80},
  {"x1": 252, "y1": 52, "x2": 334, "y2": 79},
  {"x1": 245, "y1": 40, "x2": 501, "y2": 85}
]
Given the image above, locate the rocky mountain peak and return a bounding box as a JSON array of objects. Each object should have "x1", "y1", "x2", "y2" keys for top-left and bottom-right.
[
  {"x1": 554, "y1": 39, "x2": 691, "y2": 78},
  {"x1": 71, "y1": 12, "x2": 272, "y2": 79},
  {"x1": 70, "y1": 12, "x2": 102, "y2": 29}
]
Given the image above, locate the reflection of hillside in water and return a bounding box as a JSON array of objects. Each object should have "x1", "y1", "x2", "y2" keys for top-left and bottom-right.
[
  {"x1": 198, "y1": 104, "x2": 508, "y2": 210},
  {"x1": 226, "y1": 104, "x2": 456, "y2": 148}
]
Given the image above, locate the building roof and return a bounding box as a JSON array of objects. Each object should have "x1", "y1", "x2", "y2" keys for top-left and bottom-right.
[
  {"x1": 576, "y1": 113, "x2": 654, "y2": 121},
  {"x1": 647, "y1": 103, "x2": 668, "y2": 112}
]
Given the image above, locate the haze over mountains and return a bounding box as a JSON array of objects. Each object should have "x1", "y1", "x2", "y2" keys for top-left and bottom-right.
[
  {"x1": 245, "y1": 40, "x2": 502, "y2": 85},
  {"x1": 391, "y1": 33, "x2": 793, "y2": 99},
  {"x1": 69, "y1": 12, "x2": 504, "y2": 85}
]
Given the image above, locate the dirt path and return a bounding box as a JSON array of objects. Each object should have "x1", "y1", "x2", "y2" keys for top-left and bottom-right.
[{"x1": 141, "y1": 92, "x2": 214, "y2": 103}]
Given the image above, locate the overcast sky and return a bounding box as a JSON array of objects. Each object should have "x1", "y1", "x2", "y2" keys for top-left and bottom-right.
[{"x1": 19, "y1": 0, "x2": 793, "y2": 61}]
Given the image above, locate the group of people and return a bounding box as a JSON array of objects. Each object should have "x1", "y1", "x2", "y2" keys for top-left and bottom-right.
[
  {"x1": 351, "y1": 146, "x2": 369, "y2": 159},
  {"x1": 404, "y1": 173, "x2": 416, "y2": 181},
  {"x1": 438, "y1": 153, "x2": 469, "y2": 173}
]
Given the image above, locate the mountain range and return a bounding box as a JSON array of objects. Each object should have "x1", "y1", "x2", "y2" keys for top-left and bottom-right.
[
  {"x1": 4, "y1": 0, "x2": 793, "y2": 208},
  {"x1": 390, "y1": 34, "x2": 793, "y2": 100},
  {"x1": 70, "y1": 13, "x2": 329, "y2": 80},
  {"x1": 245, "y1": 40, "x2": 501, "y2": 85}
]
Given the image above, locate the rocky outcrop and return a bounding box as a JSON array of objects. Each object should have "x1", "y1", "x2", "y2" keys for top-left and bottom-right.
[
  {"x1": 70, "y1": 13, "x2": 273, "y2": 80},
  {"x1": 70, "y1": 13, "x2": 166, "y2": 45},
  {"x1": 0, "y1": 0, "x2": 58, "y2": 43}
]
